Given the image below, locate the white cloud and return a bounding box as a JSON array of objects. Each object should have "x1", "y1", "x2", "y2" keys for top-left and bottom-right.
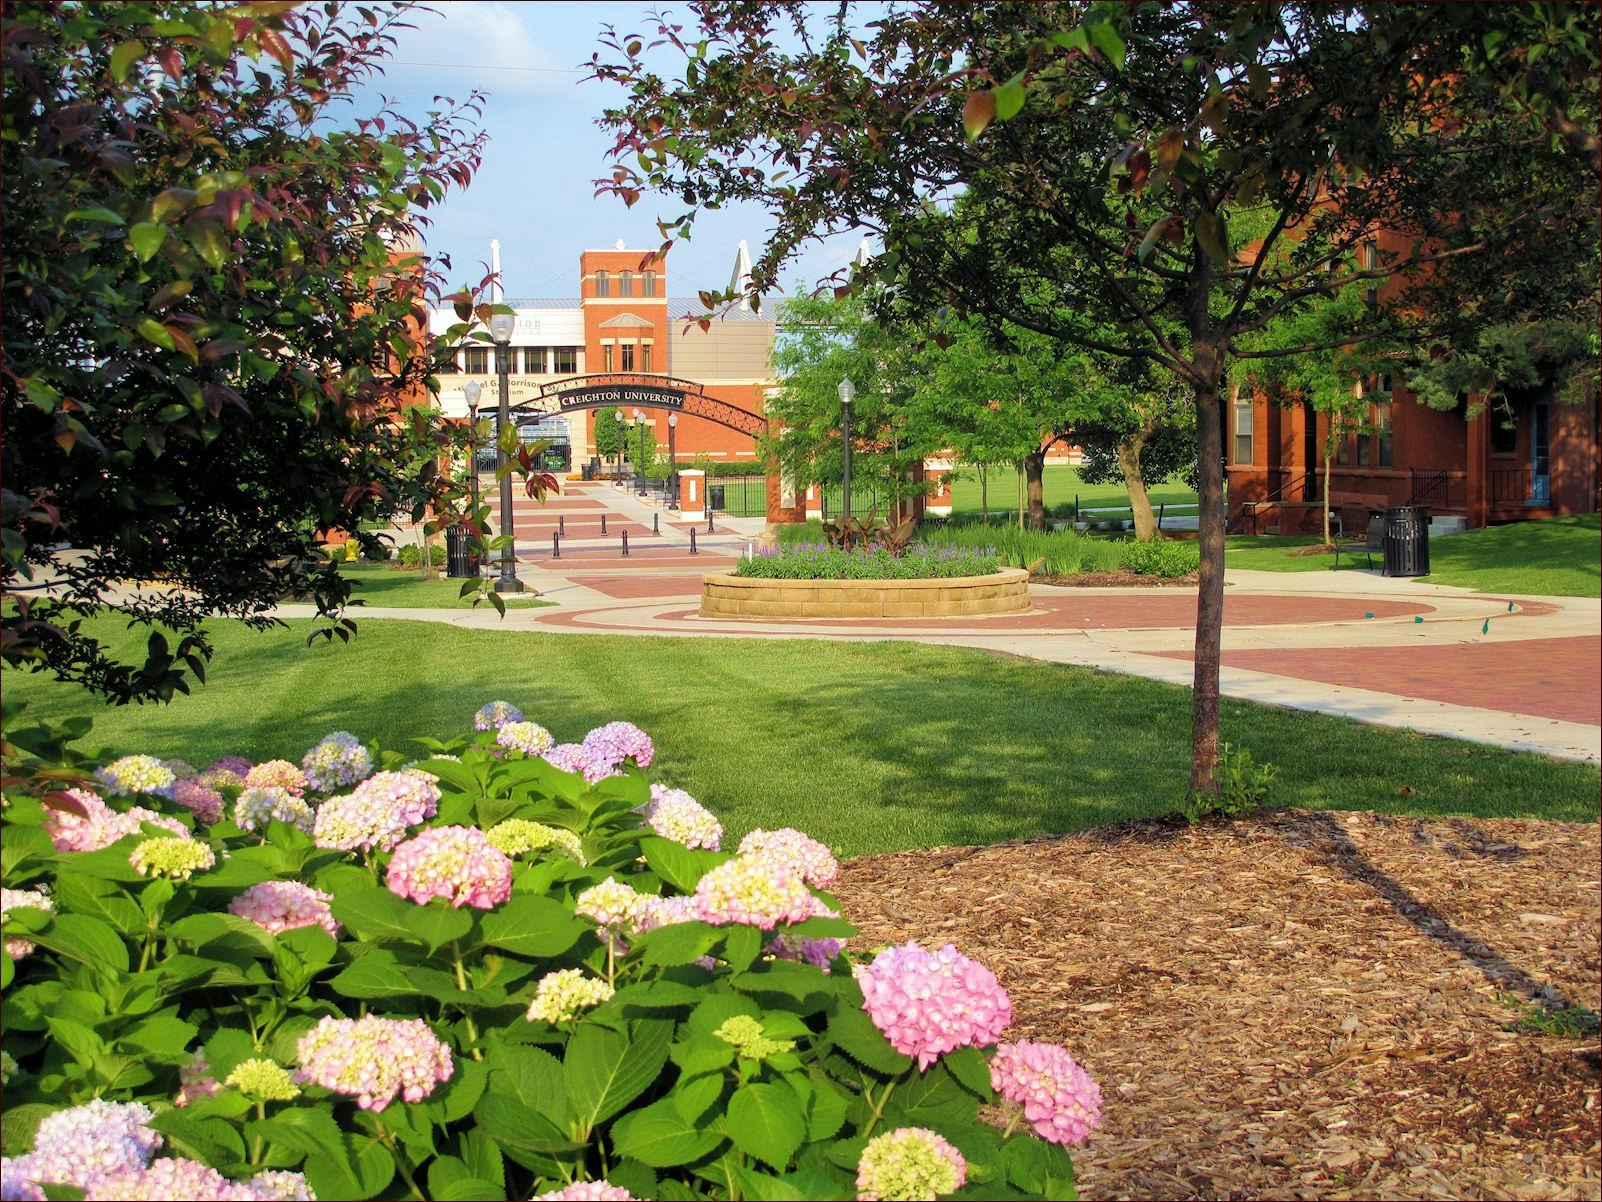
[{"x1": 385, "y1": 2, "x2": 576, "y2": 99}]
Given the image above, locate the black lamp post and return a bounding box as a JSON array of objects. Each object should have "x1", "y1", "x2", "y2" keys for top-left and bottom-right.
[
  {"x1": 633, "y1": 407, "x2": 648, "y2": 495},
  {"x1": 490, "y1": 313, "x2": 523, "y2": 593},
  {"x1": 838, "y1": 377, "x2": 855, "y2": 520},
  {"x1": 463, "y1": 379, "x2": 482, "y2": 527},
  {"x1": 667, "y1": 412, "x2": 678, "y2": 507},
  {"x1": 615, "y1": 413, "x2": 626, "y2": 486}
]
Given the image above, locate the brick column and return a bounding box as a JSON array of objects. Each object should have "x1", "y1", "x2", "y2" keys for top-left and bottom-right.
[
  {"x1": 679, "y1": 469, "x2": 706, "y2": 521},
  {"x1": 1466, "y1": 406, "x2": 1489, "y2": 529},
  {"x1": 924, "y1": 458, "x2": 953, "y2": 516},
  {"x1": 804, "y1": 483, "x2": 823, "y2": 521}
]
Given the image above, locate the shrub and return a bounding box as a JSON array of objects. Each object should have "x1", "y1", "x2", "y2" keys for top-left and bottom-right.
[
  {"x1": 1119, "y1": 539, "x2": 1200, "y2": 578},
  {"x1": 397, "y1": 545, "x2": 446, "y2": 569},
  {"x1": 735, "y1": 543, "x2": 1000, "y2": 580},
  {"x1": 0, "y1": 706, "x2": 1096, "y2": 1201},
  {"x1": 1181, "y1": 743, "x2": 1280, "y2": 823}
]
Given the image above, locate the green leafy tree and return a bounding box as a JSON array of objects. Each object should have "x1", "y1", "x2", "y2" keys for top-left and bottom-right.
[
  {"x1": 592, "y1": 406, "x2": 624, "y2": 460},
  {"x1": 592, "y1": 3, "x2": 1594, "y2": 796},
  {"x1": 2, "y1": 1, "x2": 488, "y2": 702}
]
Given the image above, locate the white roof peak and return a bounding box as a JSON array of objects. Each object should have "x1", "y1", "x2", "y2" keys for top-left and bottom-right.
[{"x1": 729, "y1": 240, "x2": 754, "y2": 311}]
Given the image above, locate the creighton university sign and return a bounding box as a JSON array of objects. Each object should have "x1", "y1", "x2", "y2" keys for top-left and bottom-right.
[
  {"x1": 529, "y1": 374, "x2": 769, "y2": 437},
  {"x1": 540, "y1": 374, "x2": 699, "y2": 412}
]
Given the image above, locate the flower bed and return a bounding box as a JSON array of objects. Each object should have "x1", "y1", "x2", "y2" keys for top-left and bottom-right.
[
  {"x1": 734, "y1": 543, "x2": 1000, "y2": 580},
  {"x1": 1, "y1": 703, "x2": 1096, "y2": 1201},
  {"x1": 704, "y1": 568, "x2": 1031, "y2": 620}
]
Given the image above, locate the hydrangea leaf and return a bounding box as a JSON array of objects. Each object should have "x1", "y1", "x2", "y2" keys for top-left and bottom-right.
[{"x1": 726, "y1": 1081, "x2": 806, "y2": 1171}]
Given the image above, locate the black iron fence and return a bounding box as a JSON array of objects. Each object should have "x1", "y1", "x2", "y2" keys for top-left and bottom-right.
[
  {"x1": 705, "y1": 474, "x2": 770, "y2": 518},
  {"x1": 816, "y1": 483, "x2": 896, "y2": 521}
]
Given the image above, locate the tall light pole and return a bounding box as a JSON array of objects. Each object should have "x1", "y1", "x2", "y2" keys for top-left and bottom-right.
[
  {"x1": 632, "y1": 407, "x2": 648, "y2": 495},
  {"x1": 615, "y1": 413, "x2": 626, "y2": 486},
  {"x1": 667, "y1": 412, "x2": 678, "y2": 507},
  {"x1": 838, "y1": 378, "x2": 855, "y2": 521},
  {"x1": 490, "y1": 313, "x2": 523, "y2": 593},
  {"x1": 463, "y1": 380, "x2": 482, "y2": 533}
]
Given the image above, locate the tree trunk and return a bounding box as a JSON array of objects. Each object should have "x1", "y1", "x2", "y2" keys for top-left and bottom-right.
[
  {"x1": 1323, "y1": 440, "x2": 1334, "y2": 546},
  {"x1": 979, "y1": 464, "x2": 989, "y2": 522},
  {"x1": 1116, "y1": 428, "x2": 1157, "y2": 541},
  {"x1": 1190, "y1": 369, "x2": 1226, "y2": 799},
  {"x1": 1016, "y1": 463, "x2": 1024, "y2": 529},
  {"x1": 1023, "y1": 449, "x2": 1047, "y2": 531}
]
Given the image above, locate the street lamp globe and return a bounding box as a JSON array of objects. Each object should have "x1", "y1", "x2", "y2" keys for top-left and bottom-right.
[
  {"x1": 463, "y1": 379, "x2": 481, "y2": 411},
  {"x1": 489, "y1": 313, "x2": 515, "y2": 344},
  {"x1": 667, "y1": 412, "x2": 677, "y2": 428},
  {"x1": 838, "y1": 378, "x2": 855, "y2": 406}
]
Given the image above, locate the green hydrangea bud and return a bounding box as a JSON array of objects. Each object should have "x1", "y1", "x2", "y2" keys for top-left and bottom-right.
[{"x1": 225, "y1": 1057, "x2": 301, "y2": 1102}]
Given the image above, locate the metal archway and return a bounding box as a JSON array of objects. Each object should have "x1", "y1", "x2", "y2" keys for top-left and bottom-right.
[{"x1": 471, "y1": 373, "x2": 768, "y2": 438}]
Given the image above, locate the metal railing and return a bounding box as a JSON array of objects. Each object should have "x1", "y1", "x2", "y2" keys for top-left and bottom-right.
[
  {"x1": 1408, "y1": 467, "x2": 1450, "y2": 507},
  {"x1": 1490, "y1": 467, "x2": 1534, "y2": 505},
  {"x1": 706, "y1": 474, "x2": 771, "y2": 518}
]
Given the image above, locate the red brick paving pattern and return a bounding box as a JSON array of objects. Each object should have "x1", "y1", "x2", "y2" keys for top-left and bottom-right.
[
  {"x1": 568, "y1": 575, "x2": 706, "y2": 599},
  {"x1": 1153, "y1": 635, "x2": 1601, "y2": 725}
]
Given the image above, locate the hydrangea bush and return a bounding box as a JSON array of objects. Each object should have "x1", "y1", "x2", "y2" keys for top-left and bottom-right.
[{"x1": 1, "y1": 706, "x2": 1097, "y2": 1201}]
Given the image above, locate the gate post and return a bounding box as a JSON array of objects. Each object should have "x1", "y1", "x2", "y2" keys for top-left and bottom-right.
[
  {"x1": 924, "y1": 457, "x2": 953, "y2": 517},
  {"x1": 804, "y1": 483, "x2": 823, "y2": 521},
  {"x1": 764, "y1": 458, "x2": 807, "y2": 525},
  {"x1": 679, "y1": 469, "x2": 706, "y2": 522}
]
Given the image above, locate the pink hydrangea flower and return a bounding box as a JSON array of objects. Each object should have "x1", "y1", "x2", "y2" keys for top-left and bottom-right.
[
  {"x1": 534, "y1": 1183, "x2": 636, "y2": 1201},
  {"x1": 642, "y1": 785, "x2": 722, "y2": 849},
  {"x1": 540, "y1": 742, "x2": 617, "y2": 784},
  {"x1": 243, "y1": 760, "x2": 309, "y2": 796},
  {"x1": 228, "y1": 881, "x2": 341, "y2": 939},
  {"x1": 3, "y1": 1099, "x2": 161, "y2": 1191},
  {"x1": 94, "y1": 755, "x2": 176, "y2": 799},
  {"x1": 496, "y1": 720, "x2": 555, "y2": 756},
  {"x1": 1, "y1": 887, "x2": 54, "y2": 959},
  {"x1": 694, "y1": 856, "x2": 815, "y2": 930},
  {"x1": 581, "y1": 721, "x2": 654, "y2": 771},
  {"x1": 85, "y1": 1157, "x2": 258, "y2": 1200},
  {"x1": 44, "y1": 790, "x2": 186, "y2": 853},
  {"x1": 244, "y1": 1170, "x2": 316, "y2": 1201},
  {"x1": 856, "y1": 942, "x2": 1012, "y2": 1069},
  {"x1": 207, "y1": 755, "x2": 253, "y2": 778},
  {"x1": 855, "y1": 1127, "x2": 967, "y2": 1201},
  {"x1": 314, "y1": 770, "x2": 439, "y2": 853},
  {"x1": 232, "y1": 786, "x2": 314, "y2": 835},
  {"x1": 474, "y1": 700, "x2": 523, "y2": 730},
  {"x1": 299, "y1": 731, "x2": 373, "y2": 793},
  {"x1": 294, "y1": 1015, "x2": 453, "y2": 1110},
  {"x1": 173, "y1": 1051, "x2": 221, "y2": 1108},
  {"x1": 767, "y1": 895, "x2": 846, "y2": 971},
  {"x1": 989, "y1": 1040, "x2": 1103, "y2": 1146},
  {"x1": 738, "y1": 827, "x2": 838, "y2": 888},
  {"x1": 386, "y1": 825, "x2": 512, "y2": 909},
  {"x1": 171, "y1": 778, "x2": 224, "y2": 825}
]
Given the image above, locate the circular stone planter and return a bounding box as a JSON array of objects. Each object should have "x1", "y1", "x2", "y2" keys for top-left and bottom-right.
[{"x1": 700, "y1": 568, "x2": 1030, "y2": 620}]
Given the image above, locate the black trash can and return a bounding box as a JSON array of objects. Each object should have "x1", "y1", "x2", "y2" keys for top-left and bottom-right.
[
  {"x1": 1382, "y1": 505, "x2": 1430, "y2": 577},
  {"x1": 707, "y1": 484, "x2": 726, "y2": 512},
  {"x1": 581, "y1": 463, "x2": 594, "y2": 482},
  {"x1": 444, "y1": 524, "x2": 479, "y2": 579}
]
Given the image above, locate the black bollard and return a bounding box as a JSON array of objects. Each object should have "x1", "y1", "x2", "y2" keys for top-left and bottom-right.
[
  {"x1": 689, "y1": 528, "x2": 698, "y2": 555},
  {"x1": 600, "y1": 514, "x2": 607, "y2": 535},
  {"x1": 552, "y1": 532, "x2": 560, "y2": 560},
  {"x1": 621, "y1": 530, "x2": 629, "y2": 557},
  {"x1": 559, "y1": 515, "x2": 565, "y2": 538},
  {"x1": 706, "y1": 509, "x2": 714, "y2": 533},
  {"x1": 652, "y1": 512, "x2": 660, "y2": 535}
]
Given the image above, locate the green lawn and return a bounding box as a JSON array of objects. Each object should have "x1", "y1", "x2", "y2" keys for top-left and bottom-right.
[
  {"x1": 8, "y1": 618, "x2": 1595, "y2": 856},
  {"x1": 1226, "y1": 515, "x2": 1601, "y2": 596},
  {"x1": 949, "y1": 463, "x2": 1198, "y2": 519},
  {"x1": 335, "y1": 564, "x2": 556, "y2": 609}
]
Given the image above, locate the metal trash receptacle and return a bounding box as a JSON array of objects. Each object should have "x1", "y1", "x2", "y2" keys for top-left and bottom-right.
[
  {"x1": 1382, "y1": 505, "x2": 1429, "y2": 577},
  {"x1": 707, "y1": 484, "x2": 726, "y2": 512},
  {"x1": 445, "y1": 525, "x2": 478, "y2": 579}
]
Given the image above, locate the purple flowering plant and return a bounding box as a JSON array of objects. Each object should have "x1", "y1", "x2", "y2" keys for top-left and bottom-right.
[{"x1": 0, "y1": 703, "x2": 1092, "y2": 1201}]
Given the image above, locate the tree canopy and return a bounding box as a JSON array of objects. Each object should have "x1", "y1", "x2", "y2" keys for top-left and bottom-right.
[{"x1": 3, "y1": 1, "x2": 487, "y2": 702}]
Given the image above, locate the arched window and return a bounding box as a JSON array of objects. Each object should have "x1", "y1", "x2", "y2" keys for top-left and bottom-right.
[
  {"x1": 641, "y1": 270, "x2": 657, "y2": 297},
  {"x1": 595, "y1": 270, "x2": 610, "y2": 297},
  {"x1": 618, "y1": 270, "x2": 633, "y2": 297}
]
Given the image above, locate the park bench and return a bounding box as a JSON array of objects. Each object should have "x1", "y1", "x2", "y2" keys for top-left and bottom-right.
[{"x1": 1333, "y1": 513, "x2": 1385, "y2": 570}]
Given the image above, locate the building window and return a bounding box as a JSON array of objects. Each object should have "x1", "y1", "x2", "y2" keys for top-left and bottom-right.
[
  {"x1": 642, "y1": 271, "x2": 657, "y2": 297},
  {"x1": 595, "y1": 270, "x2": 610, "y2": 298},
  {"x1": 522, "y1": 348, "x2": 545, "y2": 374},
  {"x1": 641, "y1": 344, "x2": 652, "y2": 373},
  {"x1": 463, "y1": 346, "x2": 488, "y2": 374},
  {"x1": 1361, "y1": 240, "x2": 1379, "y2": 306},
  {"x1": 602, "y1": 344, "x2": 614, "y2": 372},
  {"x1": 437, "y1": 350, "x2": 457, "y2": 374},
  {"x1": 620, "y1": 344, "x2": 635, "y2": 372},
  {"x1": 1491, "y1": 408, "x2": 1518, "y2": 454},
  {"x1": 618, "y1": 270, "x2": 633, "y2": 297},
  {"x1": 553, "y1": 347, "x2": 577, "y2": 373},
  {"x1": 1232, "y1": 401, "x2": 1254, "y2": 465},
  {"x1": 1376, "y1": 401, "x2": 1393, "y2": 467}
]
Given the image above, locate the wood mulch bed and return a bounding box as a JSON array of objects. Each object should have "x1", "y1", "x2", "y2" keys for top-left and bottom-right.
[
  {"x1": 1034, "y1": 571, "x2": 1200, "y2": 588},
  {"x1": 832, "y1": 810, "x2": 1600, "y2": 1201}
]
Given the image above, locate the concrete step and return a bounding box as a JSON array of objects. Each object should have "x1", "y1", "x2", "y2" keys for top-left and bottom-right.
[{"x1": 1429, "y1": 516, "x2": 1467, "y2": 537}]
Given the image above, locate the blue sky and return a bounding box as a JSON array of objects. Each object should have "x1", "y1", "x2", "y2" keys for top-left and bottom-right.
[{"x1": 371, "y1": 1, "x2": 869, "y2": 302}]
